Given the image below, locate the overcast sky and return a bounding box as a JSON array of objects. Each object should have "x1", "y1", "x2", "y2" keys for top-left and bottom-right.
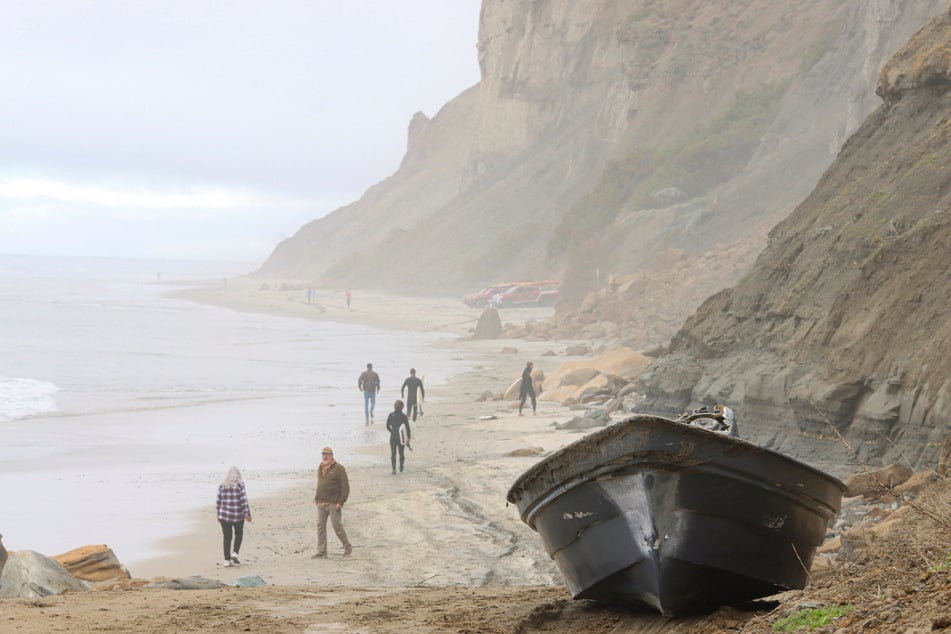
[{"x1": 0, "y1": 1, "x2": 482, "y2": 262}]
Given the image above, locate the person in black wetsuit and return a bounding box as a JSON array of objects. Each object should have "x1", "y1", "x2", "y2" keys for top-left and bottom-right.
[
  {"x1": 400, "y1": 368, "x2": 425, "y2": 421},
  {"x1": 386, "y1": 400, "x2": 411, "y2": 475},
  {"x1": 518, "y1": 361, "x2": 536, "y2": 416}
]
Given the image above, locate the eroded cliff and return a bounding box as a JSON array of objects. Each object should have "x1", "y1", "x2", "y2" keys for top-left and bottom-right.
[
  {"x1": 259, "y1": 0, "x2": 945, "y2": 327},
  {"x1": 637, "y1": 7, "x2": 951, "y2": 476}
]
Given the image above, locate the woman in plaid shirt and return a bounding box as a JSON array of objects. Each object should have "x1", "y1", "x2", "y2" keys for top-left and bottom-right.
[{"x1": 216, "y1": 466, "x2": 252, "y2": 567}]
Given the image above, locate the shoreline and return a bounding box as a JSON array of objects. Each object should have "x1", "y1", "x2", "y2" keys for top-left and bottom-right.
[{"x1": 131, "y1": 280, "x2": 587, "y2": 588}]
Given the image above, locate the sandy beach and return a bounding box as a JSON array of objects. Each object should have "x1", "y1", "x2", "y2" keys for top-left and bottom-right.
[
  {"x1": 0, "y1": 280, "x2": 608, "y2": 631},
  {"x1": 0, "y1": 280, "x2": 813, "y2": 633},
  {"x1": 129, "y1": 280, "x2": 575, "y2": 587}
]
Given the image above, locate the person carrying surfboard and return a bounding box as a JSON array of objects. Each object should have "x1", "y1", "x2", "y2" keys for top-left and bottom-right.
[
  {"x1": 385, "y1": 399, "x2": 411, "y2": 475},
  {"x1": 400, "y1": 368, "x2": 425, "y2": 422},
  {"x1": 518, "y1": 361, "x2": 537, "y2": 416}
]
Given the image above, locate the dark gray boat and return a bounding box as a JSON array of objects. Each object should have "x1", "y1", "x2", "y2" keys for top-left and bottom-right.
[{"x1": 506, "y1": 412, "x2": 845, "y2": 616}]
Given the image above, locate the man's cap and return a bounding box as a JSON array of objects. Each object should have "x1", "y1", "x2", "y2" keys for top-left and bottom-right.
[{"x1": 321, "y1": 447, "x2": 333, "y2": 455}]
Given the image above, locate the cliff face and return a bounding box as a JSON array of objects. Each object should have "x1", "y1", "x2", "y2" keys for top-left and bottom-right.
[
  {"x1": 259, "y1": 1, "x2": 945, "y2": 307},
  {"x1": 637, "y1": 7, "x2": 951, "y2": 477}
]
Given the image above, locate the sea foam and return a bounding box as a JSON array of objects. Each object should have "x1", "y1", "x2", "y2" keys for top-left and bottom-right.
[{"x1": 0, "y1": 377, "x2": 59, "y2": 422}]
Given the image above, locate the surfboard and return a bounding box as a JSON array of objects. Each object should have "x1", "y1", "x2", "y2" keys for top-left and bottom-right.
[
  {"x1": 419, "y1": 376, "x2": 425, "y2": 416},
  {"x1": 399, "y1": 422, "x2": 410, "y2": 448}
]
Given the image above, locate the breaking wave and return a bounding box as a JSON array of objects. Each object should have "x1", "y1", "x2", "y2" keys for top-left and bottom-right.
[{"x1": 0, "y1": 377, "x2": 60, "y2": 422}]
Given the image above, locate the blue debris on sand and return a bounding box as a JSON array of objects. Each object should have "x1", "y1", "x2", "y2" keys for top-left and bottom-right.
[{"x1": 230, "y1": 575, "x2": 267, "y2": 588}]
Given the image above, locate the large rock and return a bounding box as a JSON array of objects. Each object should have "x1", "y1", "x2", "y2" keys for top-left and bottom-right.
[
  {"x1": 473, "y1": 308, "x2": 503, "y2": 339},
  {"x1": 559, "y1": 367, "x2": 602, "y2": 386},
  {"x1": 0, "y1": 550, "x2": 90, "y2": 598},
  {"x1": 543, "y1": 347, "x2": 650, "y2": 398},
  {"x1": 52, "y1": 544, "x2": 130, "y2": 583},
  {"x1": 541, "y1": 373, "x2": 609, "y2": 403},
  {"x1": 844, "y1": 463, "x2": 914, "y2": 499}
]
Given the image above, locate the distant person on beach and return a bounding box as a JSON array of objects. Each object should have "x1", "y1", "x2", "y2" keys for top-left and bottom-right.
[
  {"x1": 216, "y1": 466, "x2": 252, "y2": 567},
  {"x1": 518, "y1": 361, "x2": 537, "y2": 416},
  {"x1": 386, "y1": 399, "x2": 411, "y2": 475},
  {"x1": 312, "y1": 447, "x2": 352, "y2": 558},
  {"x1": 358, "y1": 363, "x2": 381, "y2": 425},
  {"x1": 400, "y1": 368, "x2": 425, "y2": 421},
  {"x1": 346, "y1": 289, "x2": 351, "y2": 309}
]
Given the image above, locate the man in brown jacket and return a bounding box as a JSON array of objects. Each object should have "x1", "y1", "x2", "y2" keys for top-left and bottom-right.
[{"x1": 312, "y1": 447, "x2": 352, "y2": 558}]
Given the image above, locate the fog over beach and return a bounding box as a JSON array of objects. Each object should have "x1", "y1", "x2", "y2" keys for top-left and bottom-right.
[{"x1": 0, "y1": 254, "x2": 467, "y2": 567}]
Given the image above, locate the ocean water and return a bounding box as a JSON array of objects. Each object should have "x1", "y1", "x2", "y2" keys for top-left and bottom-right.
[{"x1": 0, "y1": 254, "x2": 462, "y2": 565}]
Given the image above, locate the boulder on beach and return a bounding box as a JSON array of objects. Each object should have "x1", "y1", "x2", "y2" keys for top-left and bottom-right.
[
  {"x1": 551, "y1": 347, "x2": 650, "y2": 385},
  {"x1": 541, "y1": 373, "x2": 609, "y2": 403},
  {"x1": 473, "y1": 308, "x2": 503, "y2": 339},
  {"x1": 538, "y1": 348, "x2": 649, "y2": 404},
  {"x1": 844, "y1": 463, "x2": 914, "y2": 499},
  {"x1": 0, "y1": 550, "x2": 90, "y2": 598},
  {"x1": 565, "y1": 344, "x2": 592, "y2": 356},
  {"x1": 53, "y1": 544, "x2": 130, "y2": 583},
  {"x1": 559, "y1": 367, "x2": 601, "y2": 386}
]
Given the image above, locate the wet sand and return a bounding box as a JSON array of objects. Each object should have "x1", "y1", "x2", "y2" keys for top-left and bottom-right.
[{"x1": 132, "y1": 279, "x2": 583, "y2": 589}]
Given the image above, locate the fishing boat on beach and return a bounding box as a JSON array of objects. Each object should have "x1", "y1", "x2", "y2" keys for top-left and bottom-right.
[{"x1": 506, "y1": 410, "x2": 845, "y2": 616}]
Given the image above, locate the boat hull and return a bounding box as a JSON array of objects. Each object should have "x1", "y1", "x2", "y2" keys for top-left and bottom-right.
[{"x1": 507, "y1": 415, "x2": 845, "y2": 616}]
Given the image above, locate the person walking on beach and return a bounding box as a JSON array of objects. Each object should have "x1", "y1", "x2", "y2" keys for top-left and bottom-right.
[
  {"x1": 358, "y1": 363, "x2": 381, "y2": 425},
  {"x1": 400, "y1": 368, "x2": 425, "y2": 422},
  {"x1": 346, "y1": 289, "x2": 351, "y2": 309},
  {"x1": 519, "y1": 361, "x2": 537, "y2": 416},
  {"x1": 312, "y1": 447, "x2": 352, "y2": 558},
  {"x1": 386, "y1": 399, "x2": 411, "y2": 475},
  {"x1": 216, "y1": 466, "x2": 252, "y2": 567}
]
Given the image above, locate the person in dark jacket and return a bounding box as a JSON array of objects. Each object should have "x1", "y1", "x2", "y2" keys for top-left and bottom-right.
[
  {"x1": 0, "y1": 533, "x2": 8, "y2": 586},
  {"x1": 386, "y1": 400, "x2": 411, "y2": 475},
  {"x1": 400, "y1": 368, "x2": 425, "y2": 421},
  {"x1": 216, "y1": 466, "x2": 252, "y2": 567},
  {"x1": 518, "y1": 361, "x2": 536, "y2": 416},
  {"x1": 312, "y1": 447, "x2": 352, "y2": 558},
  {"x1": 358, "y1": 363, "x2": 381, "y2": 425}
]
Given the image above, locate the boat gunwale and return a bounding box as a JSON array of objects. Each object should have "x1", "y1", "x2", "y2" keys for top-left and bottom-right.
[
  {"x1": 517, "y1": 451, "x2": 844, "y2": 529},
  {"x1": 507, "y1": 414, "x2": 846, "y2": 513}
]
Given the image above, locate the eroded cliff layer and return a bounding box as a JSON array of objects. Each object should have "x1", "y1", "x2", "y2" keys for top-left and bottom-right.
[{"x1": 638, "y1": 7, "x2": 951, "y2": 476}]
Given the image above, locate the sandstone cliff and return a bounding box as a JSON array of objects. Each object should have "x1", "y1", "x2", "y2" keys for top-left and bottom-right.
[
  {"x1": 259, "y1": 0, "x2": 944, "y2": 324},
  {"x1": 637, "y1": 7, "x2": 951, "y2": 477}
]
